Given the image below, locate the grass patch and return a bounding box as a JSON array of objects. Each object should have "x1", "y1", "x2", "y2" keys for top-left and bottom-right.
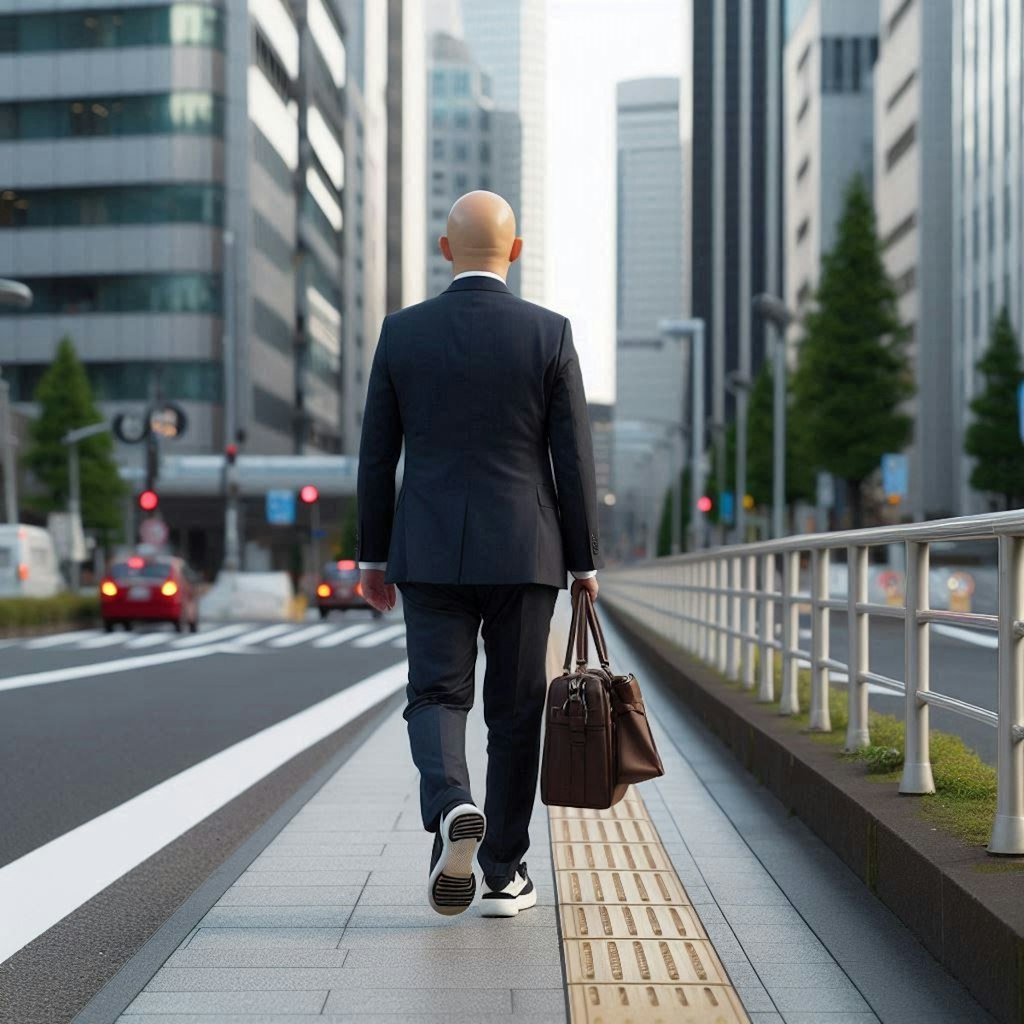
[
  {"x1": 738, "y1": 650, "x2": 999, "y2": 850},
  {"x1": 0, "y1": 593, "x2": 100, "y2": 632}
]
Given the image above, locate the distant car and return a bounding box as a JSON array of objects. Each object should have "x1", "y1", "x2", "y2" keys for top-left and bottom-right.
[
  {"x1": 99, "y1": 554, "x2": 200, "y2": 632},
  {"x1": 315, "y1": 559, "x2": 382, "y2": 619},
  {"x1": 0, "y1": 524, "x2": 62, "y2": 598}
]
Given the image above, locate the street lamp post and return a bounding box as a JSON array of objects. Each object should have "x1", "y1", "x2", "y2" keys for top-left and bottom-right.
[
  {"x1": 0, "y1": 279, "x2": 33, "y2": 524},
  {"x1": 752, "y1": 294, "x2": 795, "y2": 539},
  {"x1": 659, "y1": 318, "x2": 707, "y2": 550},
  {"x1": 727, "y1": 370, "x2": 752, "y2": 542},
  {"x1": 62, "y1": 422, "x2": 111, "y2": 592}
]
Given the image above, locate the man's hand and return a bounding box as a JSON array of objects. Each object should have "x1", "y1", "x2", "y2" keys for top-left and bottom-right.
[
  {"x1": 571, "y1": 575, "x2": 599, "y2": 603},
  {"x1": 360, "y1": 569, "x2": 397, "y2": 613}
]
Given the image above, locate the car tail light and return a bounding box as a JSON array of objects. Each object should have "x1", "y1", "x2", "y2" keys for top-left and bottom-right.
[
  {"x1": 100, "y1": 579, "x2": 118, "y2": 597},
  {"x1": 160, "y1": 580, "x2": 179, "y2": 597},
  {"x1": 128, "y1": 555, "x2": 145, "y2": 569},
  {"x1": 354, "y1": 582, "x2": 363, "y2": 596},
  {"x1": 337, "y1": 559, "x2": 357, "y2": 570},
  {"x1": 17, "y1": 563, "x2": 29, "y2": 581},
  {"x1": 317, "y1": 583, "x2": 332, "y2": 598}
]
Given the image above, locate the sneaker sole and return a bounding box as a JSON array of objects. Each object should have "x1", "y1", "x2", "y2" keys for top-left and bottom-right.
[
  {"x1": 480, "y1": 887, "x2": 538, "y2": 918},
  {"x1": 428, "y1": 806, "x2": 485, "y2": 916}
]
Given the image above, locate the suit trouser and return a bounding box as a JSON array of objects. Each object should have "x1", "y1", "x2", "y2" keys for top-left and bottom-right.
[{"x1": 397, "y1": 581, "x2": 559, "y2": 885}]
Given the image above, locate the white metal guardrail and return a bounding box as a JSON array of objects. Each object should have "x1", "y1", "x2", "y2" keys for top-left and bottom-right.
[{"x1": 601, "y1": 509, "x2": 1024, "y2": 855}]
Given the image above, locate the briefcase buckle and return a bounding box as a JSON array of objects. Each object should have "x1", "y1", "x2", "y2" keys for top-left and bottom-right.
[{"x1": 561, "y1": 676, "x2": 589, "y2": 723}]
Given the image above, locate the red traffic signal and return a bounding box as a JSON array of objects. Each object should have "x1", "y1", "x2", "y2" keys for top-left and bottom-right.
[
  {"x1": 697, "y1": 495, "x2": 713, "y2": 514},
  {"x1": 138, "y1": 489, "x2": 159, "y2": 512},
  {"x1": 299, "y1": 485, "x2": 320, "y2": 504},
  {"x1": 225, "y1": 443, "x2": 238, "y2": 465}
]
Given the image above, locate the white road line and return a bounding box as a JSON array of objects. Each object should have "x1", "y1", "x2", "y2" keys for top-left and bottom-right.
[
  {"x1": 311, "y1": 623, "x2": 375, "y2": 649},
  {"x1": 933, "y1": 623, "x2": 999, "y2": 649},
  {"x1": 268, "y1": 624, "x2": 336, "y2": 648},
  {"x1": 229, "y1": 624, "x2": 297, "y2": 647},
  {"x1": 391, "y1": 635, "x2": 407, "y2": 648},
  {"x1": 77, "y1": 632, "x2": 134, "y2": 649},
  {"x1": 0, "y1": 659, "x2": 408, "y2": 966},
  {"x1": 0, "y1": 645, "x2": 224, "y2": 695},
  {"x1": 123, "y1": 633, "x2": 173, "y2": 650},
  {"x1": 169, "y1": 623, "x2": 255, "y2": 649},
  {"x1": 23, "y1": 630, "x2": 100, "y2": 650},
  {"x1": 352, "y1": 624, "x2": 406, "y2": 648}
]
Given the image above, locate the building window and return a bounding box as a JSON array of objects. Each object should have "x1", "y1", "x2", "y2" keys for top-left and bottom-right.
[
  {"x1": 886, "y1": 69, "x2": 916, "y2": 111},
  {"x1": 253, "y1": 298, "x2": 293, "y2": 354},
  {"x1": 432, "y1": 109, "x2": 446, "y2": 129},
  {"x1": 452, "y1": 71, "x2": 470, "y2": 96},
  {"x1": 454, "y1": 173, "x2": 468, "y2": 190},
  {"x1": 479, "y1": 140, "x2": 491, "y2": 163},
  {"x1": 0, "y1": 184, "x2": 224, "y2": 228},
  {"x1": 0, "y1": 4, "x2": 225, "y2": 53},
  {"x1": 431, "y1": 70, "x2": 446, "y2": 97},
  {"x1": 887, "y1": 0, "x2": 914, "y2": 38},
  {"x1": 432, "y1": 138, "x2": 445, "y2": 159},
  {"x1": 480, "y1": 110, "x2": 490, "y2": 131},
  {"x1": 6, "y1": 360, "x2": 223, "y2": 403},
  {"x1": 453, "y1": 141, "x2": 468, "y2": 161},
  {"x1": 885, "y1": 122, "x2": 916, "y2": 171},
  {"x1": 796, "y1": 217, "x2": 810, "y2": 244},
  {"x1": 255, "y1": 30, "x2": 292, "y2": 99},
  {"x1": 0, "y1": 91, "x2": 224, "y2": 141},
  {"x1": 252, "y1": 209, "x2": 293, "y2": 271},
  {"x1": 0, "y1": 273, "x2": 222, "y2": 315},
  {"x1": 453, "y1": 110, "x2": 469, "y2": 130},
  {"x1": 881, "y1": 211, "x2": 917, "y2": 250}
]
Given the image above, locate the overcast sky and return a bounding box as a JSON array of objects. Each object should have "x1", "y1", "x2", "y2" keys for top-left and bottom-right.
[{"x1": 545, "y1": 0, "x2": 683, "y2": 406}]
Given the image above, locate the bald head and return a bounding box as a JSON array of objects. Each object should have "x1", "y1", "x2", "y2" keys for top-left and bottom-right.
[{"x1": 439, "y1": 191, "x2": 523, "y2": 279}]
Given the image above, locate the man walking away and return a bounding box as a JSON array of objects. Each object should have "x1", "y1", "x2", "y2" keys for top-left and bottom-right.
[{"x1": 356, "y1": 191, "x2": 602, "y2": 917}]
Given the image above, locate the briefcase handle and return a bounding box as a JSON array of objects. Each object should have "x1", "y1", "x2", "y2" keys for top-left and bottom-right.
[{"x1": 562, "y1": 589, "x2": 611, "y2": 672}]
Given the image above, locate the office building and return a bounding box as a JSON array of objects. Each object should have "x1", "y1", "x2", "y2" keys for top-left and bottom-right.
[
  {"x1": 785, "y1": 0, "x2": 878, "y2": 319},
  {"x1": 874, "y1": 0, "x2": 953, "y2": 519},
  {"x1": 953, "y1": 0, "x2": 1024, "y2": 514},
  {"x1": 386, "y1": 0, "x2": 427, "y2": 315},
  {"x1": 686, "y1": 0, "x2": 784, "y2": 445},
  {"x1": 0, "y1": 0, "x2": 349, "y2": 458},
  {"x1": 613, "y1": 78, "x2": 686, "y2": 555},
  {"x1": 461, "y1": 0, "x2": 546, "y2": 303}
]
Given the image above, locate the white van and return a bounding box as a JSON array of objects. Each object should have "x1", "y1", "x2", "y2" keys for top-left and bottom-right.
[{"x1": 0, "y1": 525, "x2": 63, "y2": 598}]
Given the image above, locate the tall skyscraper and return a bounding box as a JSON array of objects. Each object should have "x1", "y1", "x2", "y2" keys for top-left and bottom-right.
[
  {"x1": 686, "y1": 0, "x2": 784, "y2": 448},
  {"x1": 785, "y1": 0, "x2": 879, "y2": 320},
  {"x1": 613, "y1": 78, "x2": 686, "y2": 556},
  {"x1": 953, "y1": 0, "x2": 1024, "y2": 514},
  {"x1": 461, "y1": 0, "x2": 546, "y2": 303},
  {"x1": 874, "y1": 0, "x2": 953, "y2": 519},
  {"x1": 0, "y1": 0, "x2": 349, "y2": 459}
]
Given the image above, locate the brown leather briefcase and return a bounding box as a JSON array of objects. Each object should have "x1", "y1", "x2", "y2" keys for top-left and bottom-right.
[{"x1": 540, "y1": 591, "x2": 664, "y2": 809}]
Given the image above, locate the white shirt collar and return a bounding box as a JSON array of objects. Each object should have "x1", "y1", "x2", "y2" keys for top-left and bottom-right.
[{"x1": 452, "y1": 270, "x2": 508, "y2": 285}]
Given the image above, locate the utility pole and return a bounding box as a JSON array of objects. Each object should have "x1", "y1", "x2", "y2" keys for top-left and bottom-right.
[
  {"x1": 62, "y1": 422, "x2": 110, "y2": 592},
  {"x1": 0, "y1": 279, "x2": 33, "y2": 524}
]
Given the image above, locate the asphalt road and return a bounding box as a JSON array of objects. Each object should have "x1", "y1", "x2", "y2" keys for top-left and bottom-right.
[{"x1": 0, "y1": 609, "x2": 409, "y2": 1023}]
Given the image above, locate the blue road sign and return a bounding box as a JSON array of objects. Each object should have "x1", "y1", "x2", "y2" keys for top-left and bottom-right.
[
  {"x1": 1018, "y1": 381, "x2": 1024, "y2": 444},
  {"x1": 266, "y1": 489, "x2": 296, "y2": 525},
  {"x1": 881, "y1": 453, "x2": 909, "y2": 501},
  {"x1": 720, "y1": 491, "x2": 735, "y2": 525}
]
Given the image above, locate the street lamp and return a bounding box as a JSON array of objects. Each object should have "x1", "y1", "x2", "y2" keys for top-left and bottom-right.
[
  {"x1": 752, "y1": 294, "x2": 796, "y2": 539},
  {"x1": 0, "y1": 279, "x2": 32, "y2": 525},
  {"x1": 659, "y1": 318, "x2": 707, "y2": 550},
  {"x1": 62, "y1": 421, "x2": 111, "y2": 592}
]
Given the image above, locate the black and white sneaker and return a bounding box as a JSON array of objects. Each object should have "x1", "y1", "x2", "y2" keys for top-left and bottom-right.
[
  {"x1": 427, "y1": 802, "x2": 486, "y2": 916},
  {"x1": 480, "y1": 862, "x2": 537, "y2": 917}
]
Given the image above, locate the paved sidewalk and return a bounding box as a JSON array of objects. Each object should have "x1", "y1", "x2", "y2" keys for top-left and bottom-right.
[{"x1": 116, "y1": 650, "x2": 568, "y2": 1024}]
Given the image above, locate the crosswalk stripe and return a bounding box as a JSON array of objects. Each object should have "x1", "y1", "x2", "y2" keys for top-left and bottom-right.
[
  {"x1": 268, "y1": 624, "x2": 336, "y2": 648},
  {"x1": 229, "y1": 623, "x2": 296, "y2": 647},
  {"x1": 391, "y1": 634, "x2": 407, "y2": 648},
  {"x1": 24, "y1": 630, "x2": 99, "y2": 650},
  {"x1": 311, "y1": 623, "x2": 375, "y2": 649},
  {"x1": 77, "y1": 632, "x2": 134, "y2": 649},
  {"x1": 352, "y1": 624, "x2": 406, "y2": 648},
  {"x1": 170, "y1": 623, "x2": 255, "y2": 649},
  {"x1": 123, "y1": 632, "x2": 173, "y2": 649}
]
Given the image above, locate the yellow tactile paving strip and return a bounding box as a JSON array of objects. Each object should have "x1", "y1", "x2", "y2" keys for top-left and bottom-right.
[{"x1": 549, "y1": 790, "x2": 751, "y2": 1024}]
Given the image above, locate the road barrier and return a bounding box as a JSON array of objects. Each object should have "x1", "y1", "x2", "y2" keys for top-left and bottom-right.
[{"x1": 602, "y1": 509, "x2": 1024, "y2": 855}]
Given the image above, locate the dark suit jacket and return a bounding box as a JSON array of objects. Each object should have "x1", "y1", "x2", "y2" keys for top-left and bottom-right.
[{"x1": 355, "y1": 275, "x2": 603, "y2": 589}]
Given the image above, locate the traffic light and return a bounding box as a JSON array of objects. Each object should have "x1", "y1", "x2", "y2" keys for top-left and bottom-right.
[
  {"x1": 697, "y1": 495, "x2": 713, "y2": 514},
  {"x1": 300, "y1": 484, "x2": 320, "y2": 504},
  {"x1": 138, "y1": 489, "x2": 159, "y2": 513},
  {"x1": 225, "y1": 443, "x2": 238, "y2": 465}
]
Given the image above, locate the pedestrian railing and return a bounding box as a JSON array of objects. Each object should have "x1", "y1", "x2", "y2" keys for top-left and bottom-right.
[{"x1": 601, "y1": 510, "x2": 1024, "y2": 855}]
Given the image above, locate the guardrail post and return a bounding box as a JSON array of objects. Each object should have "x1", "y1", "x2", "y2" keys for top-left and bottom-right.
[
  {"x1": 743, "y1": 555, "x2": 757, "y2": 689},
  {"x1": 727, "y1": 556, "x2": 742, "y2": 680},
  {"x1": 809, "y1": 548, "x2": 831, "y2": 731},
  {"x1": 779, "y1": 549, "x2": 801, "y2": 715},
  {"x1": 703, "y1": 559, "x2": 715, "y2": 663},
  {"x1": 900, "y1": 541, "x2": 935, "y2": 794},
  {"x1": 845, "y1": 544, "x2": 871, "y2": 750},
  {"x1": 717, "y1": 556, "x2": 729, "y2": 673},
  {"x1": 990, "y1": 533, "x2": 1024, "y2": 854},
  {"x1": 758, "y1": 553, "x2": 775, "y2": 702}
]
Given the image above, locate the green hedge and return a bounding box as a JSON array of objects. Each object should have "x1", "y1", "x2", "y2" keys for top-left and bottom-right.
[{"x1": 0, "y1": 594, "x2": 101, "y2": 631}]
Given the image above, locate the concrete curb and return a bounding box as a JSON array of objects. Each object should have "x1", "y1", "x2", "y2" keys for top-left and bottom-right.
[{"x1": 604, "y1": 601, "x2": 1024, "y2": 1024}]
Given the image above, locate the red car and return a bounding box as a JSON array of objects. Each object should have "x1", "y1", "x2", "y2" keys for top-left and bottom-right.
[
  {"x1": 316, "y1": 560, "x2": 382, "y2": 619},
  {"x1": 99, "y1": 555, "x2": 200, "y2": 633}
]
